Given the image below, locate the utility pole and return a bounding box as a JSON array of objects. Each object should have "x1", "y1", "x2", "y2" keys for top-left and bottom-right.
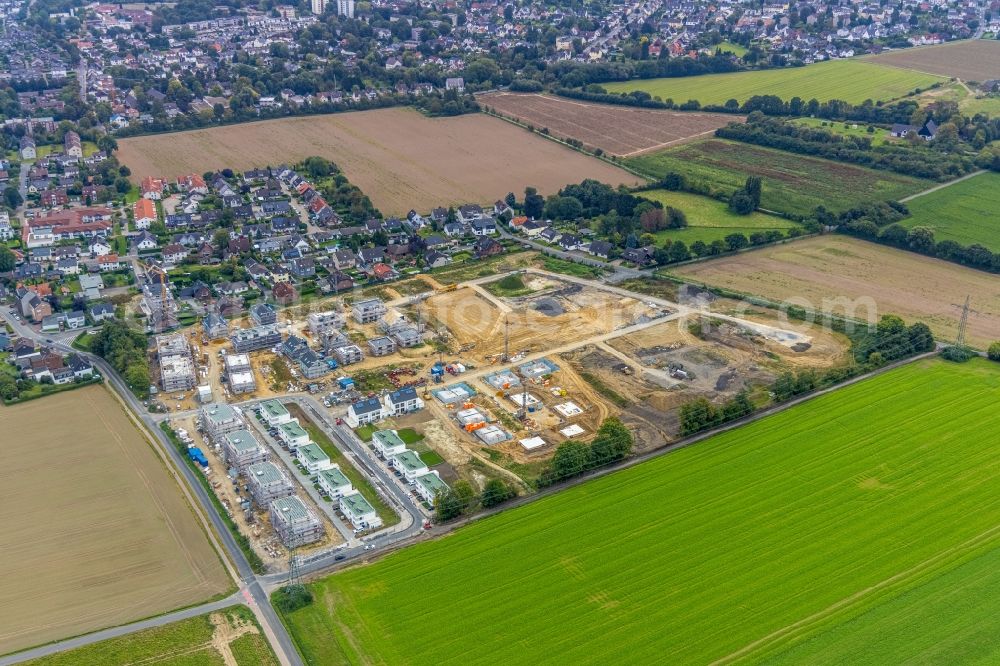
[{"x1": 952, "y1": 295, "x2": 979, "y2": 347}]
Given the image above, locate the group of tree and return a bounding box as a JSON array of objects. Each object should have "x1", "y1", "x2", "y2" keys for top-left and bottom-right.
[
  {"x1": 989, "y1": 342, "x2": 1000, "y2": 363},
  {"x1": 536, "y1": 417, "x2": 634, "y2": 486},
  {"x1": 434, "y1": 477, "x2": 518, "y2": 522},
  {"x1": 90, "y1": 320, "x2": 150, "y2": 398},
  {"x1": 678, "y1": 391, "x2": 754, "y2": 436},
  {"x1": 830, "y1": 202, "x2": 1000, "y2": 274},
  {"x1": 556, "y1": 87, "x2": 944, "y2": 128},
  {"x1": 728, "y1": 176, "x2": 762, "y2": 215},
  {"x1": 716, "y1": 113, "x2": 982, "y2": 181}
]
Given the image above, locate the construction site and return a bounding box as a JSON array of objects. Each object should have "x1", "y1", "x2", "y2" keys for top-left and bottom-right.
[{"x1": 146, "y1": 266, "x2": 852, "y2": 492}]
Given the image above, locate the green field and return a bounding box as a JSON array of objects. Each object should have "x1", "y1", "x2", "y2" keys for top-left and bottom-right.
[
  {"x1": 279, "y1": 358, "x2": 1000, "y2": 665},
  {"x1": 900, "y1": 171, "x2": 1000, "y2": 251},
  {"x1": 603, "y1": 59, "x2": 944, "y2": 105},
  {"x1": 714, "y1": 40, "x2": 747, "y2": 56},
  {"x1": 790, "y1": 116, "x2": 892, "y2": 145},
  {"x1": 627, "y1": 139, "x2": 930, "y2": 216},
  {"x1": 21, "y1": 606, "x2": 276, "y2": 666},
  {"x1": 638, "y1": 189, "x2": 802, "y2": 244}
]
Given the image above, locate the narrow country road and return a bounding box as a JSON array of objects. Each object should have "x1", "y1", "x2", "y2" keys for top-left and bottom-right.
[{"x1": 899, "y1": 169, "x2": 986, "y2": 202}]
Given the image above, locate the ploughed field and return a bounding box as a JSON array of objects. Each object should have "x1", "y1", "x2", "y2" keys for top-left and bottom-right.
[
  {"x1": 0, "y1": 385, "x2": 230, "y2": 655},
  {"x1": 117, "y1": 107, "x2": 642, "y2": 215},
  {"x1": 865, "y1": 39, "x2": 1000, "y2": 81},
  {"x1": 672, "y1": 235, "x2": 1000, "y2": 348},
  {"x1": 279, "y1": 358, "x2": 1000, "y2": 665},
  {"x1": 480, "y1": 92, "x2": 738, "y2": 156},
  {"x1": 602, "y1": 59, "x2": 944, "y2": 105}
]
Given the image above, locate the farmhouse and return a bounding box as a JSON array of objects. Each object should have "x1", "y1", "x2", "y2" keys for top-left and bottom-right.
[
  {"x1": 317, "y1": 467, "x2": 353, "y2": 499},
  {"x1": 339, "y1": 492, "x2": 382, "y2": 530},
  {"x1": 414, "y1": 472, "x2": 448, "y2": 504},
  {"x1": 259, "y1": 399, "x2": 291, "y2": 426},
  {"x1": 270, "y1": 496, "x2": 324, "y2": 547},
  {"x1": 222, "y1": 429, "x2": 268, "y2": 471},
  {"x1": 372, "y1": 429, "x2": 407, "y2": 459}
]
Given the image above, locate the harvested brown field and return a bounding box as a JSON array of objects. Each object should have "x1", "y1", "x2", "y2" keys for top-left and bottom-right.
[
  {"x1": 0, "y1": 385, "x2": 231, "y2": 655},
  {"x1": 672, "y1": 235, "x2": 1000, "y2": 348},
  {"x1": 866, "y1": 39, "x2": 1000, "y2": 81},
  {"x1": 117, "y1": 107, "x2": 642, "y2": 214},
  {"x1": 481, "y1": 92, "x2": 739, "y2": 157}
]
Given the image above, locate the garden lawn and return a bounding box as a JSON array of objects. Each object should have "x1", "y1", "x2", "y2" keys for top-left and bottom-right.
[
  {"x1": 279, "y1": 358, "x2": 1000, "y2": 665},
  {"x1": 626, "y1": 139, "x2": 930, "y2": 216},
  {"x1": 790, "y1": 116, "x2": 892, "y2": 145},
  {"x1": 899, "y1": 171, "x2": 1000, "y2": 251},
  {"x1": 639, "y1": 189, "x2": 802, "y2": 245},
  {"x1": 603, "y1": 59, "x2": 944, "y2": 105}
]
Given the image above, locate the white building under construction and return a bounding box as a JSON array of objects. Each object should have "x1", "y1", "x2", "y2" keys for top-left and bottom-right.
[
  {"x1": 156, "y1": 333, "x2": 196, "y2": 392},
  {"x1": 247, "y1": 461, "x2": 295, "y2": 505},
  {"x1": 270, "y1": 495, "x2": 324, "y2": 547},
  {"x1": 222, "y1": 429, "x2": 268, "y2": 471}
]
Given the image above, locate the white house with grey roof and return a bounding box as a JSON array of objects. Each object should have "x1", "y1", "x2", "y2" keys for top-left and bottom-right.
[
  {"x1": 297, "y1": 442, "x2": 331, "y2": 473},
  {"x1": 339, "y1": 492, "x2": 382, "y2": 530},
  {"x1": 414, "y1": 471, "x2": 449, "y2": 504},
  {"x1": 390, "y1": 450, "x2": 429, "y2": 482},
  {"x1": 278, "y1": 420, "x2": 311, "y2": 449},
  {"x1": 346, "y1": 396, "x2": 385, "y2": 427},
  {"x1": 384, "y1": 386, "x2": 424, "y2": 416},
  {"x1": 318, "y1": 466, "x2": 353, "y2": 499},
  {"x1": 259, "y1": 399, "x2": 291, "y2": 426}
]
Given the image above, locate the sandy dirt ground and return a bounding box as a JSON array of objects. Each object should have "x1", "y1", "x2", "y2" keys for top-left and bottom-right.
[
  {"x1": 423, "y1": 278, "x2": 665, "y2": 367},
  {"x1": 116, "y1": 108, "x2": 642, "y2": 215},
  {"x1": 865, "y1": 39, "x2": 1000, "y2": 81},
  {"x1": 0, "y1": 385, "x2": 230, "y2": 654},
  {"x1": 481, "y1": 92, "x2": 740, "y2": 156},
  {"x1": 674, "y1": 235, "x2": 1000, "y2": 348}
]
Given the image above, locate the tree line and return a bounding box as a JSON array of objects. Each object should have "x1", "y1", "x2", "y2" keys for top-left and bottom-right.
[
  {"x1": 678, "y1": 314, "x2": 935, "y2": 436},
  {"x1": 91, "y1": 320, "x2": 150, "y2": 398},
  {"x1": 827, "y1": 202, "x2": 1000, "y2": 274},
  {"x1": 715, "y1": 113, "x2": 981, "y2": 181}
]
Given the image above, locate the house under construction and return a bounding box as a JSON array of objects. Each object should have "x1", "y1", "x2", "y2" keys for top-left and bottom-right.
[{"x1": 269, "y1": 495, "x2": 324, "y2": 547}]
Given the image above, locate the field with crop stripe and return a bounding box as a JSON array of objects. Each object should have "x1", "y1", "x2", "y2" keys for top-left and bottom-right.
[
  {"x1": 602, "y1": 59, "x2": 943, "y2": 105},
  {"x1": 280, "y1": 358, "x2": 1000, "y2": 665}
]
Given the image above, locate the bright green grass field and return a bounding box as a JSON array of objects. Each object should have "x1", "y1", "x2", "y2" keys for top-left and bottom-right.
[
  {"x1": 602, "y1": 59, "x2": 944, "y2": 105},
  {"x1": 639, "y1": 189, "x2": 802, "y2": 244},
  {"x1": 280, "y1": 358, "x2": 1000, "y2": 665},
  {"x1": 900, "y1": 171, "x2": 1000, "y2": 251},
  {"x1": 627, "y1": 139, "x2": 930, "y2": 216}
]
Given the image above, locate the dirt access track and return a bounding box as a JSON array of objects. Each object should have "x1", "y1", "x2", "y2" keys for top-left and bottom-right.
[
  {"x1": 673, "y1": 235, "x2": 1000, "y2": 348},
  {"x1": 865, "y1": 39, "x2": 1000, "y2": 82},
  {"x1": 116, "y1": 107, "x2": 642, "y2": 215},
  {"x1": 0, "y1": 385, "x2": 231, "y2": 655},
  {"x1": 481, "y1": 92, "x2": 739, "y2": 157}
]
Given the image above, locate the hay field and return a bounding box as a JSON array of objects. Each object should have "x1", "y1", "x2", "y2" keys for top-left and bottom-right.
[
  {"x1": 866, "y1": 39, "x2": 1000, "y2": 81},
  {"x1": 0, "y1": 385, "x2": 230, "y2": 655},
  {"x1": 279, "y1": 358, "x2": 1000, "y2": 664},
  {"x1": 672, "y1": 235, "x2": 1000, "y2": 348},
  {"x1": 116, "y1": 108, "x2": 642, "y2": 215},
  {"x1": 603, "y1": 59, "x2": 944, "y2": 105},
  {"x1": 480, "y1": 92, "x2": 737, "y2": 156}
]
